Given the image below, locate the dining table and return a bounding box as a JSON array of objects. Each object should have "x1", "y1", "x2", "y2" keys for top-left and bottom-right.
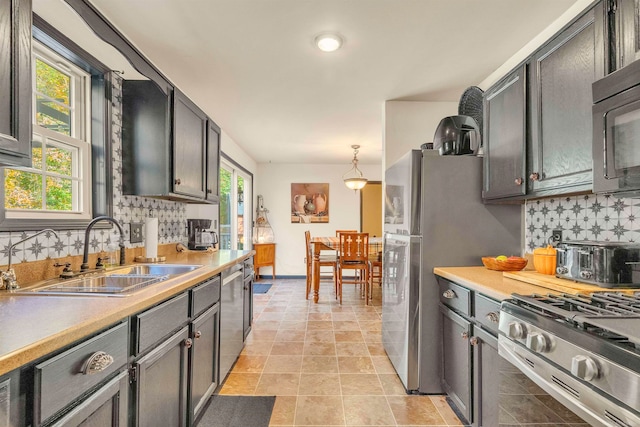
[{"x1": 309, "y1": 236, "x2": 382, "y2": 303}]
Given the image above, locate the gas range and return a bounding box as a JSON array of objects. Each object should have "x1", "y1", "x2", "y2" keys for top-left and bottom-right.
[{"x1": 498, "y1": 292, "x2": 640, "y2": 427}]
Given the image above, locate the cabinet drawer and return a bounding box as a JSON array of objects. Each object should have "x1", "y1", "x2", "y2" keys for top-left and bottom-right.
[
  {"x1": 474, "y1": 294, "x2": 501, "y2": 335},
  {"x1": 191, "y1": 275, "x2": 220, "y2": 317},
  {"x1": 34, "y1": 321, "x2": 129, "y2": 425},
  {"x1": 438, "y1": 278, "x2": 471, "y2": 316},
  {"x1": 134, "y1": 292, "x2": 189, "y2": 355}
]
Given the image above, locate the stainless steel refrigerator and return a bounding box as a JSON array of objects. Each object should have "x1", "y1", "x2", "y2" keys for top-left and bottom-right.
[{"x1": 382, "y1": 149, "x2": 521, "y2": 394}]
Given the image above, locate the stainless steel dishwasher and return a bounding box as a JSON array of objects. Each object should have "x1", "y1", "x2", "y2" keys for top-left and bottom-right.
[{"x1": 219, "y1": 263, "x2": 244, "y2": 382}]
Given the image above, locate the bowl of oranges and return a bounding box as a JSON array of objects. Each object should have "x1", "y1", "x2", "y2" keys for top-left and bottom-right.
[{"x1": 481, "y1": 255, "x2": 528, "y2": 271}]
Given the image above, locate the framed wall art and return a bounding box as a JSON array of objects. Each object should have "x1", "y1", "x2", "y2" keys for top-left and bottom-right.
[{"x1": 291, "y1": 183, "x2": 329, "y2": 223}]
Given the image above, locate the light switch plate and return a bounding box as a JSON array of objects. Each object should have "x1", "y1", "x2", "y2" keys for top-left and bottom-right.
[{"x1": 130, "y1": 222, "x2": 143, "y2": 243}]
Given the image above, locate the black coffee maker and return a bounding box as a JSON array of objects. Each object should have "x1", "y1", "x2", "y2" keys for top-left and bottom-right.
[{"x1": 187, "y1": 219, "x2": 218, "y2": 250}]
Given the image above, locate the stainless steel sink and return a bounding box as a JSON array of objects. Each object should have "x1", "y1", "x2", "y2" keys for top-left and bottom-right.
[
  {"x1": 12, "y1": 264, "x2": 204, "y2": 297},
  {"x1": 108, "y1": 264, "x2": 202, "y2": 276}
]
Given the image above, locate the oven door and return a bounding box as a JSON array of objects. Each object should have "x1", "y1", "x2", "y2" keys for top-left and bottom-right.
[
  {"x1": 498, "y1": 335, "x2": 640, "y2": 427},
  {"x1": 593, "y1": 83, "x2": 640, "y2": 195}
]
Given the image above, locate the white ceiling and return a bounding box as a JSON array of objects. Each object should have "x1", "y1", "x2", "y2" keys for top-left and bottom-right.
[{"x1": 42, "y1": 0, "x2": 581, "y2": 165}]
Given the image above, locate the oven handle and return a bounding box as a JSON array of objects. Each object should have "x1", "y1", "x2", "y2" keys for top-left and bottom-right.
[{"x1": 498, "y1": 337, "x2": 640, "y2": 427}]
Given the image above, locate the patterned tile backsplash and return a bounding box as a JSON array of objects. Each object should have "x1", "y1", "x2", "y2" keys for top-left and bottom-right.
[
  {"x1": 525, "y1": 193, "x2": 640, "y2": 251},
  {"x1": 0, "y1": 74, "x2": 189, "y2": 266}
]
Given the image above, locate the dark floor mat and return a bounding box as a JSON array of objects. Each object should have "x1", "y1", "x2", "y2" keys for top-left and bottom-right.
[
  {"x1": 253, "y1": 283, "x2": 272, "y2": 294},
  {"x1": 195, "y1": 395, "x2": 276, "y2": 427}
]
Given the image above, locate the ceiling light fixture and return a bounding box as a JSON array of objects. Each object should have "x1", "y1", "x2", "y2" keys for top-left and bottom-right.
[
  {"x1": 315, "y1": 33, "x2": 343, "y2": 52},
  {"x1": 343, "y1": 145, "x2": 368, "y2": 191}
]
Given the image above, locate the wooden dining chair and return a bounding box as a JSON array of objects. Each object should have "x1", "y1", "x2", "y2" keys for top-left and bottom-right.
[
  {"x1": 335, "y1": 229, "x2": 357, "y2": 237},
  {"x1": 368, "y1": 256, "x2": 382, "y2": 305},
  {"x1": 336, "y1": 232, "x2": 369, "y2": 304},
  {"x1": 304, "y1": 230, "x2": 337, "y2": 300}
]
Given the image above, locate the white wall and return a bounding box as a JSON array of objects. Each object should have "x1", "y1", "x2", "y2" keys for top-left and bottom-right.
[
  {"x1": 255, "y1": 162, "x2": 382, "y2": 276},
  {"x1": 383, "y1": 101, "x2": 458, "y2": 169}
]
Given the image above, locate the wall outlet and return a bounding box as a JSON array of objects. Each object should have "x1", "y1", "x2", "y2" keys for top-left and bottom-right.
[
  {"x1": 130, "y1": 222, "x2": 143, "y2": 243},
  {"x1": 551, "y1": 229, "x2": 563, "y2": 244}
]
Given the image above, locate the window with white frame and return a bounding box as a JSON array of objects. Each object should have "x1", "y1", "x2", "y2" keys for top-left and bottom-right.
[{"x1": 4, "y1": 41, "x2": 91, "y2": 220}]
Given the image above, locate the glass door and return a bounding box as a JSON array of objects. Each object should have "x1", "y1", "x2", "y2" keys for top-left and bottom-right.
[{"x1": 219, "y1": 158, "x2": 252, "y2": 250}]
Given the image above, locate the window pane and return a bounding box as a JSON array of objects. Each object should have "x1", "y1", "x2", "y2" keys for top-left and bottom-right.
[
  {"x1": 36, "y1": 95, "x2": 71, "y2": 135},
  {"x1": 4, "y1": 169, "x2": 42, "y2": 209},
  {"x1": 220, "y1": 168, "x2": 232, "y2": 250},
  {"x1": 35, "y1": 58, "x2": 70, "y2": 105},
  {"x1": 45, "y1": 176, "x2": 72, "y2": 211},
  {"x1": 237, "y1": 176, "x2": 245, "y2": 250},
  {"x1": 46, "y1": 145, "x2": 74, "y2": 176},
  {"x1": 32, "y1": 137, "x2": 43, "y2": 170}
]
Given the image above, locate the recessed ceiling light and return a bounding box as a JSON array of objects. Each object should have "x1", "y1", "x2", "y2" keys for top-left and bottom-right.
[{"x1": 315, "y1": 33, "x2": 343, "y2": 52}]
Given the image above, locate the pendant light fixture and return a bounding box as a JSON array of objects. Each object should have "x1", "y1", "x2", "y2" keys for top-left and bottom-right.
[{"x1": 343, "y1": 145, "x2": 368, "y2": 191}]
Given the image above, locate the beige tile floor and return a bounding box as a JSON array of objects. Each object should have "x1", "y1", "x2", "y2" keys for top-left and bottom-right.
[{"x1": 219, "y1": 277, "x2": 465, "y2": 427}]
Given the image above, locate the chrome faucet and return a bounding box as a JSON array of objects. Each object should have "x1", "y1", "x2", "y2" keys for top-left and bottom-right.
[
  {"x1": 1, "y1": 229, "x2": 61, "y2": 290},
  {"x1": 81, "y1": 216, "x2": 126, "y2": 271}
]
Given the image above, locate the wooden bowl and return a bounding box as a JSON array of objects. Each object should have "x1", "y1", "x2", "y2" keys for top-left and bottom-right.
[{"x1": 481, "y1": 256, "x2": 528, "y2": 271}]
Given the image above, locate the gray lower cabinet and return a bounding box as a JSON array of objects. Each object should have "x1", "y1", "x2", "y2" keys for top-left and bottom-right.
[
  {"x1": 482, "y1": 65, "x2": 527, "y2": 200},
  {"x1": 527, "y1": 4, "x2": 604, "y2": 196},
  {"x1": 471, "y1": 328, "x2": 499, "y2": 427},
  {"x1": 190, "y1": 303, "x2": 220, "y2": 422},
  {"x1": 49, "y1": 371, "x2": 129, "y2": 427},
  {"x1": 439, "y1": 304, "x2": 473, "y2": 423},
  {"x1": 134, "y1": 326, "x2": 190, "y2": 427}
]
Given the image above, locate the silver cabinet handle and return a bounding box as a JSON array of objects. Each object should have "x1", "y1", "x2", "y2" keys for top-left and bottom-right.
[
  {"x1": 469, "y1": 336, "x2": 479, "y2": 346},
  {"x1": 82, "y1": 351, "x2": 114, "y2": 375},
  {"x1": 175, "y1": 178, "x2": 181, "y2": 185},
  {"x1": 183, "y1": 338, "x2": 193, "y2": 349},
  {"x1": 194, "y1": 331, "x2": 202, "y2": 339},
  {"x1": 529, "y1": 172, "x2": 540, "y2": 181},
  {"x1": 486, "y1": 312, "x2": 500, "y2": 323},
  {"x1": 461, "y1": 331, "x2": 469, "y2": 340},
  {"x1": 514, "y1": 177, "x2": 523, "y2": 186},
  {"x1": 442, "y1": 289, "x2": 456, "y2": 299}
]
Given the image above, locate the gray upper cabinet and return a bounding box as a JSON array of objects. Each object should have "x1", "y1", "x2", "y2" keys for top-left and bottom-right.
[
  {"x1": 611, "y1": 0, "x2": 640, "y2": 70},
  {"x1": 122, "y1": 82, "x2": 215, "y2": 203},
  {"x1": 482, "y1": 66, "x2": 527, "y2": 200},
  {"x1": 0, "y1": 0, "x2": 32, "y2": 167},
  {"x1": 527, "y1": 5, "x2": 605, "y2": 196},
  {"x1": 205, "y1": 119, "x2": 221, "y2": 203},
  {"x1": 173, "y1": 90, "x2": 207, "y2": 199}
]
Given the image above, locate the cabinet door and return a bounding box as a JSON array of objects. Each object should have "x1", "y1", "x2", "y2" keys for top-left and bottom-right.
[
  {"x1": 439, "y1": 304, "x2": 472, "y2": 424},
  {"x1": 49, "y1": 371, "x2": 129, "y2": 427},
  {"x1": 0, "y1": 0, "x2": 32, "y2": 166},
  {"x1": 206, "y1": 118, "x2": 221, "y2": 203},
  {"x1": 617, "y1": 0, "x2": 640, "y2": 68},
  {"x1": 190, "y1": 304, "x2": 220, "y2": 422},
  {"x1": 471, "y1": 328, "x2": 499, "y2": 427},
  {"x1": 134, "y1": 326, "x2": 189, "y2": 427},
  {"x1": 528, "y1": 7, "x2": 604, "y2": 195},
  {"x1": 173, "y1": 90, "x2": 207, "y2": 199},
  {"x1": 482, "y1": 66, "x2": 527, "y2": 200}
]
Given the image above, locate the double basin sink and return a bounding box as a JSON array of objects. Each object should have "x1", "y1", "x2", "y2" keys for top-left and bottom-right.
[{"x1": 15, "y1": 264, "x2": 203, "y2": 297}]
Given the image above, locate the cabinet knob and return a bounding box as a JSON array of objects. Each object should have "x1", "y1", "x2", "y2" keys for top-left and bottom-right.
[
  {"x1": 183, "y1": 338, "x2": 193, "y2": 349},
  {"x1": 442, "y1": 289, "x2": 456, "y2": 299},
  {"x1": 529, "y1": 172, "x2": 540, "y2": 181},
  {"x1": 514, "y1": 177, "x2": 523, "y2": 186},
  {"x1": 207, "y1": 189, "x2": 212, "y2": 194},
  {"x1": 194, "y1": 331, "x2": 202, "y2": 339},
  {"x1": 175, "y1": 178, "x2": 182, "y2": 185},
  {"x1": 461, "y1": 331, "x2": 469, "y2": 340},
  {"x1": 81, "y1": 351, "x2": 114, "y2": 375},
  {"x1": 486, "y1": 312, "x2": 500, "y2": 323},
  {"x1": 469, "y1": 336, "x2": 480, "y2": 346}
]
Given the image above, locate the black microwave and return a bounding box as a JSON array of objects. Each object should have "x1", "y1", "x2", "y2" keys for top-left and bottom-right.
[{"x1": 592, "y1": 59, "x2": 640, "y2": 195}]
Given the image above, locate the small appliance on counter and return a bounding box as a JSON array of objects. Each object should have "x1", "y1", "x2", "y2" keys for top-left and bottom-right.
[
  {"x1": 187, "y1": 218, "x2": 218, "y2": 250},
  {"x1": 432, "y1": 115, "x2": 480, "y2": 156},
  {"x1": 555, "y1": 240, "x2": 640, "y2": 287}
]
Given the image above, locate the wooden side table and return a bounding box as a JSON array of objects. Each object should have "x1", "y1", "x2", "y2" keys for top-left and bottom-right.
[{"x1": 253, "y1": 243, "x2": 276, "y2": 279}]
